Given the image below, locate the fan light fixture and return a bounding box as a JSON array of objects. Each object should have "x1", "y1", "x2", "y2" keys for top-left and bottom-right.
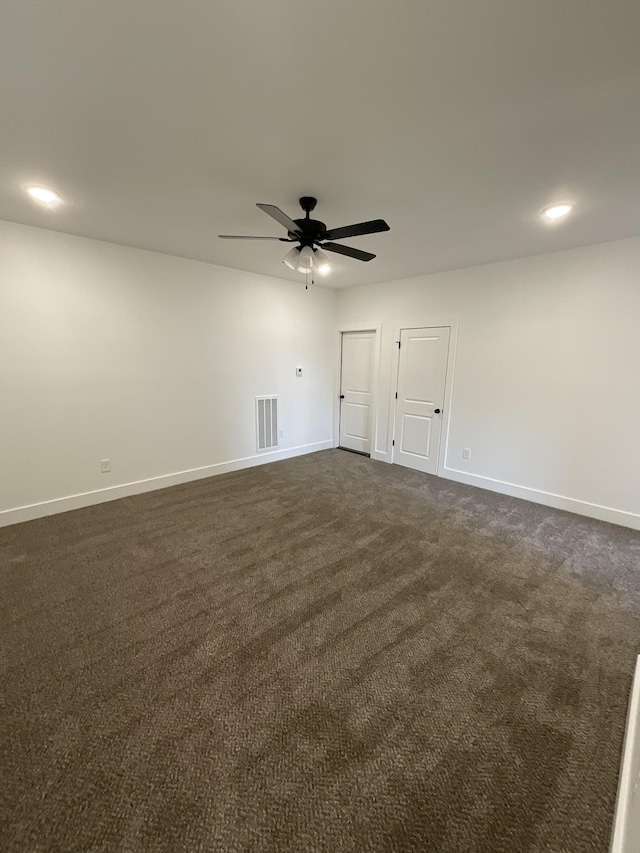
[{"x1": 282, "y1": 245, "x2": 331, "y2": 276}]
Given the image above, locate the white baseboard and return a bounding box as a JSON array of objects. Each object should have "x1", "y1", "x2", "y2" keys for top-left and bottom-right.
[
  {"x1": 611, "y1": 656, "x2": 640, "y2": 853},
  {"x1": 0, "y1": 440, "x2": 333, "y2": 529},
  {"x1": 442, "y1": 467, "x2": 640, "y2": 531}
]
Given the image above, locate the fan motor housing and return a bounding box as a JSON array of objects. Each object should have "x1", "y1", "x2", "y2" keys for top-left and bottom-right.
[{"x1": 290, "y1": 218, "x2": 327, "y2": 245}]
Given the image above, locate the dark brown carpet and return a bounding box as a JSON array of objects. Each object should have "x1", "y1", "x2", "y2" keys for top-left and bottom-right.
[{"x1": 2, "y1": 449, "x2": 640, "y2": 852}]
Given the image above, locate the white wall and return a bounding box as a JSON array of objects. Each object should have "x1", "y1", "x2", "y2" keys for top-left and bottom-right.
[
  {"x1": 337, "y1": 236, "x2": 640, "y2": 530},
  {"x1": 0, "y1": 220, "x2": 336, "y2": 525},
  {"x1": 4, "y1": 221, "x2": 639, "y2": 530}
]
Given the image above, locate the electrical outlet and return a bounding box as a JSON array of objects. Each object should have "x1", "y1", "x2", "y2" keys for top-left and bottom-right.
[
  {"x1": 279, "y1": 429, "x2": 284, "y2": 438},
  {"x1": 100, "y1": 459, "x2": 111, "y2": 473},
  {"x1": 462, "y1": 448, "x2": 471, "y2": 460},
  {"x1": 296, "y1": 367, "x2": 303, "y2": 377}
]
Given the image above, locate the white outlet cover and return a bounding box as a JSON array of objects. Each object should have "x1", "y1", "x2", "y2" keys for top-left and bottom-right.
[{"x1": 462, "y1": 448, "x2": 471, "y2": 460}]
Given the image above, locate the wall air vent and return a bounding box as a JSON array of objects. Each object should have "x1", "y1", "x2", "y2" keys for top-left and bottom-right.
[{"x1": 256, "y1": 396, "x2": 279, "y2": 451}]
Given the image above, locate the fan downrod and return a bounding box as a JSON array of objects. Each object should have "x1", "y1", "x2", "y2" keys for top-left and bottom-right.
[{"x1": 292, "y1": 197, "x2": 326, "y2": 243}]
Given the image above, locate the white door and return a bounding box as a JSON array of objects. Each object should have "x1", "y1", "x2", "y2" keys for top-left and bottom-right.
[
  {"x1": 339, "y1": 330, "x2": 375, "y2": 454},
  {"x1": 393, "y1": 326, "x2": 450, "y2": 474}
]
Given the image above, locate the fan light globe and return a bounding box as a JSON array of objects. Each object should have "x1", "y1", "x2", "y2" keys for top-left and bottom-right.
[
  {"x1": 283, "y1": 247, "x2": 301, "y2": 270},
  {"x1": 297, "y1": 246, "x2": 315, "y2": 273},
  {"x1": 313, "y1": 248, "x2": 331, "y2": 275}
]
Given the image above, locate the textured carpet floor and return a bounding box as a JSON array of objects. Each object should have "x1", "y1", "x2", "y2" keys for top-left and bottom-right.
[{"x1": 1, "y1": 450, "x2": 640, "y2": 852}]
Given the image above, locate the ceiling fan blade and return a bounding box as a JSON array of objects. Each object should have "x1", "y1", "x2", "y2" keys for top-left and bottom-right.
[
  {"x1": 219, "y1": 234, "x2": 291, "y2": 240},
  {"x1": 324, "y1": 219, "x2": 390, "y2": 241},
  {"x1": 256, "y1": 203, "x2": 302, "y2": 235},
  {"x1": 322, "y1": 242, "x2": 376, "y2": 262}
]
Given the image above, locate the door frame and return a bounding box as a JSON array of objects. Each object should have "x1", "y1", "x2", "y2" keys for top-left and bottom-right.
[
  {"x1": 335, "y1": 323, "x2": 382, "y2": 458},
  {"x1": 388, "y1": 317, "x2": 458, "y2": 476}
]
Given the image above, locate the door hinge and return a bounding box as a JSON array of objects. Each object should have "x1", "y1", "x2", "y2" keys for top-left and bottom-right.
[
  {"x1": 395, "y1": 392, "x2": 398, "y2": 399},
  {"x1": 397, "y1": 340, "x2": 401, "y2": 349},
  {"x1": 392, "y1": 439, "x2": 395, "y2": 446}
]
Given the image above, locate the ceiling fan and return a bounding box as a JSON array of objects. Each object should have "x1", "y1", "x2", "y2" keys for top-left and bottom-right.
[{"x1": 219, "y1": 197, "x2": 390, "y2": 278}]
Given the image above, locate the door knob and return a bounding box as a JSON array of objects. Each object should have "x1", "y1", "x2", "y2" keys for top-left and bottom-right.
[
  {"x1": 339, "y1": 394, "x2": 345, "y2": 399},
  {"x1": 434, "y1": 408, "x2": 441, "y2": 414}
]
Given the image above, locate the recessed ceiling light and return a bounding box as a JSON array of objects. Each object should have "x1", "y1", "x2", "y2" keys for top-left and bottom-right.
[
  {"x1": 542, "y1": 203, "x2": 573, "y2": 221},
  {"x1": 25, "y1": 186, "x2": 62, "y2": 208}
]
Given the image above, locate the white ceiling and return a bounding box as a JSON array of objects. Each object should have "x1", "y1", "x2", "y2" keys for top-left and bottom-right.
[{"x1": 1, "y1": 0, "x2": 639, "y2": 289}]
